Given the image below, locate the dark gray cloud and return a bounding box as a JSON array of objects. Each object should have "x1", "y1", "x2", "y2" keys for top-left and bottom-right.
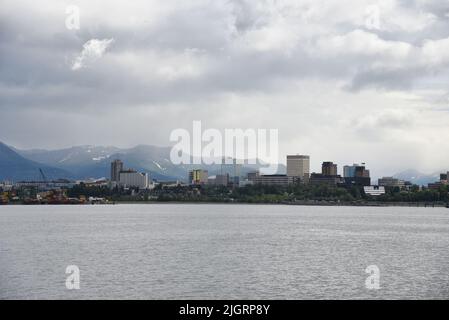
[{"x1": 1, "y1": 0, "x2": 449, "y2": 175}]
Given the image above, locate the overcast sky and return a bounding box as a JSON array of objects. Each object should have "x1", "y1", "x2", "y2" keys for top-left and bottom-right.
[{"x1": 1, "y1": 0, "x2": 449, "y2": 176}]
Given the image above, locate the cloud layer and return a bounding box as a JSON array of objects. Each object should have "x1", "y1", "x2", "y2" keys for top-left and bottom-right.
[{"x1": 1, "y1": 0, "x2": 449, "y2": 176}]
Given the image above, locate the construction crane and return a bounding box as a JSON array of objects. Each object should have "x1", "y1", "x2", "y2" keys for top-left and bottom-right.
[{"x1": 39, "y1": 168, "x2": 48, "y2": 183}]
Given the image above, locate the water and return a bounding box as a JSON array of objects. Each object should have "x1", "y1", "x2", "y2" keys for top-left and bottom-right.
[{"x1": 0, "y1": 204, "x2": 448, "y2": 300}]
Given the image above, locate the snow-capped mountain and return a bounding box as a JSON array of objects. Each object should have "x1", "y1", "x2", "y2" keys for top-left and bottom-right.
[{"x1": 13, "y1": 144, "x2": 283, "y2": 181}]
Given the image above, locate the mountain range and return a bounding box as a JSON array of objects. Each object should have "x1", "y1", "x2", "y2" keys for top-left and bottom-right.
[
  {"x1": 0, "y1": 142, "x2": 71, "y2": 181},
  {"x1": 0, "y1": 141, "x2": 443, "y2": 185},
  {"x1": 1, "y1": 141, "x2": 284, "y2": 182},
  {"x1": 392, "y1": 169, "x2": 442, "y2": 187}
]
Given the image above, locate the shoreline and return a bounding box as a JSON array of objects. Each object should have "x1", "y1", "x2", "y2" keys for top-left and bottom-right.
[
  {"x1": 116, "y1": 201, "x2": 449, "y2": 208},
  {"x1": 2, "y1": 201, "x2": 448, "y2": 208}
]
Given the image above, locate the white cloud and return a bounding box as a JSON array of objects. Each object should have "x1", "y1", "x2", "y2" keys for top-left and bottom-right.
[
  {"x1": 317, "y1": 30, "x2": 412, "y2": 59},
  {"x1": 72, "y1": 39, "x2": 115, "y2": 71}
]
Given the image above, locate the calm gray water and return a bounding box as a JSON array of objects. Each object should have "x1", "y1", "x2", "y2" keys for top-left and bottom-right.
[{"x1": 0, "y1": 204, "x2": 448, "y2": 299}]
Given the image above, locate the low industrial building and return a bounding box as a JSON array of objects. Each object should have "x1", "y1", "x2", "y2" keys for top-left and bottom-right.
[
  {"x1": 14, "y1": 179, "x2": 75, "y2": 191},
  {"x1": 208, "y1": 174, "x2": 230, "y2": 186},
  {"x1": 378, "y1": 177, "x2": 406, "y2": 188},
  {"x1": 309, "y1": 173, "x2": 343, "y2": 185},
  {"x1": 253, "y1": 174, "x2": 297, "y2": 186}
]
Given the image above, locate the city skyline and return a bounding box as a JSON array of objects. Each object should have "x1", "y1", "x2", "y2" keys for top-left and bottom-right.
[{"x1": 0, "y1": 138, "x2": 446, "y2": 181}]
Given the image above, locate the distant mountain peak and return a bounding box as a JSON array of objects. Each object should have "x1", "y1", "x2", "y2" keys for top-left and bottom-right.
[
  {"x1": 393, "y1": 168, "x2": 441, "y2": 186},
  {"x1": 9, "y1": 143, "x2": 285, "y2": 182},
  {"x1": 0, "y1": 141, "x2": 71, "y2": 182}
]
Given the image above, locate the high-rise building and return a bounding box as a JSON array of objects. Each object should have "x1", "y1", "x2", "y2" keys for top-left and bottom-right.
[
  {"x1": 309, "y1": 161, "x2": 341, "y2": 185},
  {"x1": 287, "y1": 155, "x2": 310, "y2": 182},
  {"x1": 343, "y1": 164, "x2": 357, "y2": 178},
  {"x1": 110, "y1": 159, "x2": 123, "y2": 182},
  {"x1": 309, "y1": 162, "x2": 342, "y2": 185},
  {"x1": 189, "y1": 169, "x2": 209, "y2": 185},
  {"x1": 344, "y1": 164, "x2": 369, "y2": 177},
  {"x1": 343, "y1": 163, "x2": 371, "y2": 186},
  {"x1": 355, "y1": 164, "x2": 370, "y2": 178},
  {"x1": 322, "y1": 162, "x2": 338, "y2": 176}
]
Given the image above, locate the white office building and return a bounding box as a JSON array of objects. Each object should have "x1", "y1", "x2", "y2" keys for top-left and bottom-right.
[
  {"x1": 364, "y1": 186, "x2": 386, "y2": 196},
  {"x1": 119, "y1": 170, "x2": 150, "y2": 189}
]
